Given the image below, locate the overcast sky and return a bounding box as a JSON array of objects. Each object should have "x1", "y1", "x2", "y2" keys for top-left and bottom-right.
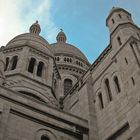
[{"x1": 0, "y1": 0, "x2": 140, "y2": 63}]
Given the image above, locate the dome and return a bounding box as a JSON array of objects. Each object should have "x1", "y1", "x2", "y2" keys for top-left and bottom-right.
[
  {"x1": 51, "y1": 30, "x2": 88, "y2": 62},
  {"x1": 51, "y1": 42, "x2": 88, "y2": 62},
  {"x1": 6, "y1": 33, "x2": 53, "y2": 57},
  {"x1": 5, "y1": 21, "x2": 53, "y2": 57}
]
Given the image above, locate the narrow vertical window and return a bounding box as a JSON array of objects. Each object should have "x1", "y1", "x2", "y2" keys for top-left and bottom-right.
[
  {"x1": 117, "y1": 36, "x2": 122, "y2": 45},
  {"x1": 118, "y1": 14, "x2": 122, "y2": 18},
  {"x1": 112, "y1": 19, "x2": 115, "y2": 24},
  {"x1": 114, "y1": 76, "x2": 121, "y2": 93},
  {"x1": 98, "y1": 92, "x2": 104, "y2": 109},
  {"x1": 125, "y1": 57, "x2": 128, "y2": 65},
  {"x1": 64, "y1": 79, "x2": 72, "y2": 95},
  {"x1": 4, "y1": 57, "x2": 9, "y2": 71},
  {"x1": 131, "y1": 77, "x2": 135, "y2": 86},
  {"x1": 28, "y1": 58, "x2": 36, "y2": 73},
  {"x1": 11, "y1": 56, "x2": 18, "y2": 70},
  {"x1": 105, "y1": 79, "x2": 112, "y2": 101},
  {"x1": 37, "y1": 61, "x2": 44, "y2": 77}
]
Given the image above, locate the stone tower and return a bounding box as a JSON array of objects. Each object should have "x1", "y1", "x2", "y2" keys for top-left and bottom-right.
[{"x1": 3, "y1": 21, "x2": 58, "y2": 106}]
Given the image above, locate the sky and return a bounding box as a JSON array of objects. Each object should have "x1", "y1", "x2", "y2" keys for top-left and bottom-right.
[{"x1": 0, "y1": 0, "x2": 140, "y2": 63}]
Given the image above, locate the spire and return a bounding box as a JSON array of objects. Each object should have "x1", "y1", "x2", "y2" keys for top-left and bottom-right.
[
  {"x1": 29, "y1": 20, "x2": 41, "y2": 35},
  {"x1": 56, "y1": 29, "x2": 67, "y2": 43}
]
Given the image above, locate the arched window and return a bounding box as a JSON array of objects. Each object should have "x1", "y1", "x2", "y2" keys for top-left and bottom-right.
[
  {"x1": 64, "y1": 79, "x2": 72, "y2": 95},
  {"x1": 117, "y1": 36, "x2": 122, "y2": 45},
  {"x1": 11, "y1": 56, "x2": 18, "y2": 70},
  {"x1": 64, "y1": 58, "x2": 66, "y2": 62},
  {"x1": 37, "y1": 61, "x2": 44, "y2": 77},
  {"x1": 98, "y1": 92, "x2": 104, "y2": 109},
  {"x1": 4, "y1": 57, "x2": 9, "y2": 71},
  {"x1": 114, "y1": 76, "x2": 121, "y2": 93},
  {"x1": 28, "y1": 58, "x2": 36, "y2": 73},
  {"x1": 105, "y1": 79, "x2": 112, "y2": 101},
  {"x1": 41, "y1": 135, "x2": 49, "y2": 140}
]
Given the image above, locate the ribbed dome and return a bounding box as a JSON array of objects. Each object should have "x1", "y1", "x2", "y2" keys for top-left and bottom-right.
[
  {"x1": 51, "y1": 42, "x2": 88, "y2": 62},
  {"x1": 6, "y1": 33, "x2": 53, "y2": 57}
]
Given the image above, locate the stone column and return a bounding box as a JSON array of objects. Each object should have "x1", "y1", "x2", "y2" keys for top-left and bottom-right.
[{"x1": 86, "y1": 73, "x2": 99, "y2": 140}]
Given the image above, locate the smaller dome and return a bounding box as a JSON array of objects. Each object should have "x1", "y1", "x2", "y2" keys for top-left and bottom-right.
[
  {"x1": 29, "y1": 21, "x2": 41, "y2": 35},
  {"x1": 56, "y1": 29, "x2": 67, "y2": 43}
]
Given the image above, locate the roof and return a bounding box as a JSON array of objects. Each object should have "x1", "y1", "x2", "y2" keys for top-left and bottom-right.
[
  {"x1": 6, "y1": 33, "x2": 53, "y2": 56},
  {"x1": 51, "y1": 42, "x2": 88, "y2": 62}
]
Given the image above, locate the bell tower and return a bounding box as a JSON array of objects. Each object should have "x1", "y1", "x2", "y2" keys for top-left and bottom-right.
[{"x1": 106, "y1": 7, "x2": 140, "y2": 51}]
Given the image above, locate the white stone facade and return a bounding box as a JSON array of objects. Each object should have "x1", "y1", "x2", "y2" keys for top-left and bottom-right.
[{"x1": 0, "y1": 7, "x2": 140, "y2": 140}]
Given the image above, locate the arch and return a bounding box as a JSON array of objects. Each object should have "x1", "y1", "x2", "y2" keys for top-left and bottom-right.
[
  {"x1": 105, "y1": 78, "x2": 112, "y2": 101},
  {"x1": 4, "y1": 57, "x2": 9, "y2": 71},
  {"x1": 28, "y1": 57, "x2": 36, "y2": 73},
  {"x1": 18, "y1": 91, "x2": 46, "y2": 103},
  {"x1": 11, "y1": 86, "x2": 49, "y2": 103},
  {"x1": 37, "y1": 61, "x2": 44, "y2": 77},
  {"x1": 41, "y1": 135, "x2": 50, "y2": 140},
  {"x1": 113, "y1": 76, "x2": 121, "y2": 93},
  {"x1": 64, "y1": 79, "x2": 72, "y2": 95},
  {"x1": 11, "y1": 56, "x2": 18, "y2": 70},
  {"x1": 36, "y1": 129, "x2": 57, "y2": 140}
]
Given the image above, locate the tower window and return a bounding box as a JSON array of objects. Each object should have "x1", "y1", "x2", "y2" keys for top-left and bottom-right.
[
  {"x1": 98, "y1": 92, "x2": 104, "y2": 109},
  {"x1": 131, "y1": 77, "x2": 135, "y2": 86},
  {"x1": 125, "y1": 57, "x2": 128, "y2": 65},
  {"x1": 118, "y1": 14, "x2": 122, "y2": 18},
  {"x1": 41, "y1": 135, "x2": 49, "y2": 140},
  {"x1": 37, "y1": 61, "x2": 44, "y2": 77},
  {"x1": 11, "y1": 56, "x2": 18, "y2": 70},
  {"x1": 4, "y1": 57, "x2": 9, "y2": 71},
  {"x1": 112, "y1": 19, "x2": 115, "y2": 24},
  {"x1": 114, "y1": 76, "x2": 121, "y2": 93},
  {"x1": 28, "y1": 57, "x2": 36, "y2": 73},
  {"x1": 64, "y1": 79, "x2": 72, "y2": 95},
  {"x1": 105, "y1": 79, "x2": 112, "y2": 101},
  {"x1": 117, "y1": 36, "x2": 122, "y2": 45}
]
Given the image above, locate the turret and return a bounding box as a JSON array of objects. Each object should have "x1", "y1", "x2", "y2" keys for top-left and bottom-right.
[
  {"x1": 29, "y1": 20, "x2": 41, "y2": 35},
  {"x1": 106, "y1": 7, "x2": 134, "y2": 34},
  {"x1": 106, "y1": 7, "x2": 140, "y2": 52}
]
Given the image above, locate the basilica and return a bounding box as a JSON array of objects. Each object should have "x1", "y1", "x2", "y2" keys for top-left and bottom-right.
[{"x1": 0, "y1": 7, "x2": 140, "y2": 140}]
